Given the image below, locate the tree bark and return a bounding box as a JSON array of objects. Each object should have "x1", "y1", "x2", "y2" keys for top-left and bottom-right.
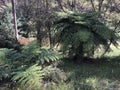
[
  {"x1": 90, "y1": 0, "x2": 96, "y2": 11},
  {"x1": 98, "y1": 0, "x2": 104, "y2": 11},
  {"x1": 11, "y1": 0, "x2": 19, "y2": 41}
]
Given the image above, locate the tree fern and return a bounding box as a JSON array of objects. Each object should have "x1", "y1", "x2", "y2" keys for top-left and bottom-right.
[{"x1": 53, "y1": 11, "x2": 119, "y2": 59}]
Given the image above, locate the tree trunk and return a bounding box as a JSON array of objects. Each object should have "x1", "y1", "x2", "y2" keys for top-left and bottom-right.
[
  {"x1": 47, "y1": 23, "x2": 53, "y2": 48},
  {"x1": 11, "y1": 0, "x2": 19, "y2": 41},
  {"x1": 36, "y1": 20, "x2": 42, "y2": 47},
  {"x1": 74, "y1": 44, "x2": 84, "y2": 63},
  {"x1": 90, "y1": 0, "x2": 96, "y2": 11},
  {"x1": 98, "y1": 0, "x2": 104, "y2": 11}
]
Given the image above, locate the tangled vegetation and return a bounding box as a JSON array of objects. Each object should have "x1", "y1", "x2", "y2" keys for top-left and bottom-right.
[{"x1": 0, "y1": 0, "x2": 120, "y2": 90}]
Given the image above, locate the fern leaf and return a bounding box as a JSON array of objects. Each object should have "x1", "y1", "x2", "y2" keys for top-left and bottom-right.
[{"x1": 12, "y1": 64, "x2": 44, "y2": 90}]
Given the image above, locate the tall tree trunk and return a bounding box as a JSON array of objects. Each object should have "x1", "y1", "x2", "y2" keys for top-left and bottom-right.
[
  {"x1": 36, "y1": 0, "x2": 42, "y2": 46},
  {"x1": 98, "y1": 0, "x2": 104, "y2": 11},
  {"x1": 36, "y1": 20, "x2": 42, "y2": 47},
  {"x1": 11, "y1": 0, "x2": 19, "y2": 41},
  {"x1": 47, "y1": 22, "x2": 53, "y2": 48},
  {"x1": 90, "y1": 0, "x2": 96, "y2": 11}
]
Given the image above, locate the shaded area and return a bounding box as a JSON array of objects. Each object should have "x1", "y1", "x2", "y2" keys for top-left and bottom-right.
[{"x1": 58, "y1": 56, "x2": 120, "y2": 90}]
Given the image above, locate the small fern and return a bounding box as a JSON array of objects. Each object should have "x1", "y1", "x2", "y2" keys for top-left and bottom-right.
[
  {"x1": 0, "y1": 48, "x2": 21, "y2": 80},
  {"x1": 38, "y1": 47, "x2": 63, "y2": 64},
  {"x1": 21, "y1": 41, "x2": 63, "y2": 65},
  {"x1": 0, "y1": 42, "x2": 63, "y2": 89},
  {"x1": 12, "y1": 64, "x2": 44, "y2": 90}
]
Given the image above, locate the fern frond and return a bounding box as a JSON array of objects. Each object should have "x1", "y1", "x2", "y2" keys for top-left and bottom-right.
[
  {"x1": 19, "y1": 41, "x2": 63, "y2": 64},
  {"x1": 12, "y1": 64, "x2": 44, "y2": 90},
  {"x1": 37, "y1": 47, "x2": 63, "y2": 64},
  {"x1": 93, "y1": 25, "x2": 112, "y2": 40}
]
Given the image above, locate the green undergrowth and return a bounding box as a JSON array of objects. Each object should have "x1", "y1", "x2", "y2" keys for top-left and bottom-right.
[
  {"x1": 0, "y1": 45, "x2": 120, "y2": 90},
  {"x1": 56, "y1": 45, "x2": 120, "y2": 90}
]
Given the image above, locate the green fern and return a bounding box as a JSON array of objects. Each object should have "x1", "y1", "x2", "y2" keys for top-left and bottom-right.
[
  {"x1": 0, "y1": 48, "x2": 22, "y2": 80},
  {"x1": 53, "y1": 11, "x2": 119, "y2": 58},
  {"x1": 12, "y1": 64, "x2": 44, "y2": 90},
  {"x1": 21, "y1": 41, "x2": 63, "y2": 64},
  {"x1": 38, "y1": 47, "x2": 63, "y2": 64},
  {"x1": 0, "y1": 42, "x2": 63, "y2": 89}
]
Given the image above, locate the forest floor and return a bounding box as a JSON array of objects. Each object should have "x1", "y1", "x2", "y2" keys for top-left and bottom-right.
[{"x1": 57, "y1": 45, "x2": 120, "y2": 90}]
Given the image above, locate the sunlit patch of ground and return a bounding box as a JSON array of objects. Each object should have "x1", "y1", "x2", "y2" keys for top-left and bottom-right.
[{"x1": 94, "y1": 44, "x2": 120, "y2": 58}]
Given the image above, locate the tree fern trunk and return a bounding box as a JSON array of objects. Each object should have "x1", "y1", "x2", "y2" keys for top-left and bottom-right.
[{"x1": 74, "y1": 44, "x2": 84, "y2": 63}]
